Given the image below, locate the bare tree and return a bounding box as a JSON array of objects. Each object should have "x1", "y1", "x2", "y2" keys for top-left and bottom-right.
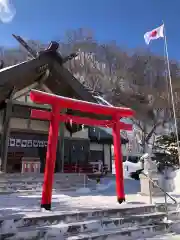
[
  {"x1": 1, "y1": 30, "x2": 180, "y2": 154},
  {"x1": 111, "y1": 49, "x2": 180, "y2": 153}
]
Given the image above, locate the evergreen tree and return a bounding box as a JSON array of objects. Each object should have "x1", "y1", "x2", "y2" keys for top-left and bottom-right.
[{"x1": 153, "y1": 132, "x2": 179, "y2": 172}]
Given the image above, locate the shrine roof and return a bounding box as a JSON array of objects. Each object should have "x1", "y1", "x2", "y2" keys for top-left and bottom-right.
[
  {"x1": 0, "y1": 36, "x2": 131, "y2": 143},
  {"x1": 0, "y1": 36, "x2": 97, "y2": 108},
  {"x1": 0, "y1": 35, "x2": 153, "y2": 123}
]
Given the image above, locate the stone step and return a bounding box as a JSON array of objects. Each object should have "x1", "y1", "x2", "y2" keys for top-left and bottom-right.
[
  {"x1": 140, "y1": 233, "x2": 180, "y2": 239},
  {"x1": 0, "y1": 180, "x2": 87, "y2": 184},
  {"x1": 167, "y1": 211, "x2": 180, "y2": 221},
  {"x1": 0, "y1": 177, "x2": 86, "y2": 180},
  {"x1": 0, "y1": 205, "x2": 157, "y2": 231},
  {"x1": 1, "y1": 223, "x2": 169, "y2": 240},
  {"x1": 17, "y1": 212, "x2": 167, "y2": 235},
  {"x1": 1, "y1": 181, "x2": 88, "y2": 185},
  {"x1": 0, "y1": 206, "x2": 173, "y2": 227},
  {"x1": 12, "y1": 212, "x2": 167, "y2": 233},
  {"x1": 168, "y1": 219, "x2": 180, "y2": 233},
  {"x1": 0, "y1": 186, "x2": 93, "y2": 194},
  {"x1": 0, "y1": 173, "x2": 87, "y2": 180},
  {"x1": 156, "y1": 203, "x2": 179, "y2": 213},
  {"x1": 0, "y1": 185, "x2": 92, "y2": 193},
  {"x1": 0, "y1": 188, "x2": 76, "y2": 195},
  {"x1": 0, "y1": 183, "x2": 89, "y2": 189},
  {"x1": 141, "y1": 221, "x2": 180, "y2": 239},
  {"x1": 0, "y1": 182, "x2": 93, "y2": 192},
  {"x1": 66, "y1": 224, "x2": 169, "y2": 240},
  {"x1": 153, "y1": 206, "x2": 180, "y2": 222},
  {"x1": 0, "y1": 203, "x2": 176, "y2": 239}
]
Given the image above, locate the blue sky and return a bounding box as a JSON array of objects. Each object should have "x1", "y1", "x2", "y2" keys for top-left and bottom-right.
[{"x1": 0, "y1": 0, "x2": 179, "y2": 59}]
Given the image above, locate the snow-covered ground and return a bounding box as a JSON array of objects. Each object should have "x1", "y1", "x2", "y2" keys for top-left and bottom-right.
[
  {"x1": 0, "y1": 177, "x2": 180, "y2": 239},
  {"x1": 0, "y1": 191, "x2": 179, "y2": 239},
  {"x1": 0, "y1": 178, "x2": 141, "y2": 217},
  {"x1": 142, "y1": 234, "x2": 180, "y2": 239},
  {"x1": 0, "y1": 177, "x2": 179, "y2": 218}
]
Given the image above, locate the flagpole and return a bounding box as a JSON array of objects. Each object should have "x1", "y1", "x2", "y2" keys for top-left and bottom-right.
[{"x1": 163, "y1": 22, "x2": 180, "y2": 164}]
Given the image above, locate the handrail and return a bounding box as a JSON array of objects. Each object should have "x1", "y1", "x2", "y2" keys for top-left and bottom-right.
[{"x1": 141, "y1": 172, "x2": 177, "y2": 204}]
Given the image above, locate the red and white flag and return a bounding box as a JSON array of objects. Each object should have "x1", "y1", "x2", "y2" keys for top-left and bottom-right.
[{"x1": 144, "y1": 24, "x2": 164, "y2": 45}]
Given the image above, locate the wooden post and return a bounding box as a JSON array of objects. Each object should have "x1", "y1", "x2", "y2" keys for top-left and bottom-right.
[
  {"x1": 41, "y1": 105, "x2": 60, "y2": 210},
  {"x1": 112, "y1": 115, "x2": 125, "y2": 203},
  {"x1": 58, "y1": 109, "x2": 66, "y2": 173},
  {"x1": 1, "y1": 100, "x2": 13, "y2": 172}
]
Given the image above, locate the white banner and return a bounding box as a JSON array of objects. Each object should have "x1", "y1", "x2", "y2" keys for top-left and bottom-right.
[{"x1": 8, "y1": 138, "x2": 48, "y2": 148}]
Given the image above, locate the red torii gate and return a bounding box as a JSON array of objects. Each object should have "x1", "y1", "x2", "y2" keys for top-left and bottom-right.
[{"x1": 30, "y1": 90, "x2": 134, "y2": 210}]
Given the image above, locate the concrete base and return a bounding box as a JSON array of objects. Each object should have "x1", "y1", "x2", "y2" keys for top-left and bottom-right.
[
  {"x1": 139, "y1": 174, "x2": 164, "y2": 196},
  {"x1": 140, "y1": 170, "x2": 176, "y2": 197},
  {"x1": 172, "y1": 169, "x2": 180, "y2": 193}
]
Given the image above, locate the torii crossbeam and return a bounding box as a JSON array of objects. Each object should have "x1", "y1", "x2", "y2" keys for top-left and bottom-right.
[{"x1": 30, "y1": 90, "x2": 134, "y2": 210}]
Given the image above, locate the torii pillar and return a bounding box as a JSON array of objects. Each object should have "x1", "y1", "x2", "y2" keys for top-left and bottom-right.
[{"x1": 30, "y1": 90, "x2": 134, "y2": 210}]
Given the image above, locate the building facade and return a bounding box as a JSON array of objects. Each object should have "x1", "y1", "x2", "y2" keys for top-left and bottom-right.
[{"x1": 0, "y1": 112, "x2": 114, "y2": 173}]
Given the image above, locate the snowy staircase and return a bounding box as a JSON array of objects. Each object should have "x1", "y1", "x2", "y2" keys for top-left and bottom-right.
[
  {"x1": 0, "y1": 173, "x2": 92, "y2": 193},
  {"x1": 1, "y1": 204, "x2": 180, "y2": 239}
]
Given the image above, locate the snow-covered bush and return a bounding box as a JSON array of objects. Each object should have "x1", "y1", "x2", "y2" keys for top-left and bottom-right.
[{"x1": 152, "y1": 133, "x2": 179, "y2": 172}]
